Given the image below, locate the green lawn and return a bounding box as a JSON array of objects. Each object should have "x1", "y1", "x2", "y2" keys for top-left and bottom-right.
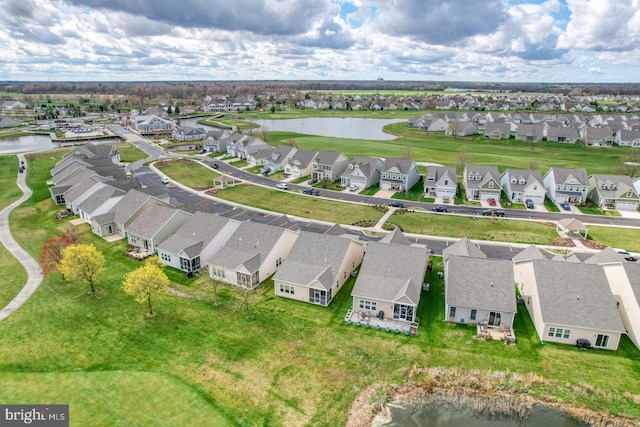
[
  {"x1": 586, "y1": 226, "x2": 640, "y2": 252},
  {"x1": 155, "y1": 159, "x2": 220, "y2": 190},
  {"x1": 388, "y1": 212, "x2": 560, "y2": 245},
  {"x1": 214, "y1": 185, "x2": 384, "y2": 225},
  {"x1": 2, "y1": 149, "x2": 640, "y2": 426},
  {"x1": 114, "y1": 143, "x2": 149, "y2": 163},
  {"x1": 0, "y1": 155, "x2": 22, "y2": 210},
  {"x1": 266, "y1": 123, "x2": 631, "y2": 175}
]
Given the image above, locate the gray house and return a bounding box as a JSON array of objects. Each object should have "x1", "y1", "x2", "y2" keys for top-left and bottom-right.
[
  {"x1": 445, "y1": 255, "x2": 517, "y2": 331},
  {"x1": 273, "y1": 232, "x2": 365, "y2": 306},
  {"x1": 463, "y1": 165, "x2": 501, "y2": 203},
  {"x1": 500, "y1": 169, "x2": 545, "y2": 204},
  {"x1": 423, "y1": 165, "x2": 457, "y2": 199},
  {"x1": 483, "y1": 122, "x2": 511, "y2": 139},
  {"x1": 124, "y1": 202, "x2": 192, "y2": 253},
  {"x1": 542, "y1": 167, "x2": 589, "y2": 204},
  {"x1": 263, "y1": 145, "x2": 297, "y2": 175},
  {"x1": 379, "y1": 158, "x2": 420, "y2": 191},
  {"x1": 340, "y1": 156, "x2": 383, "y2": 190},
  {"x1": 284, "y1": 149, "x2": 318, "y2": 178},
  {"x1": 311, "y1": 150, "x2": 350, "y2": 182},
  {"x1": 588, "y1": 174, "x2": 640, "y2": 211}
]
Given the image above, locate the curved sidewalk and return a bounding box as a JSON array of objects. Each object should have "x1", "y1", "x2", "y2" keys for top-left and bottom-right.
[{"x1": 0, "y1": 154, "x2": 43, "y2": 322}]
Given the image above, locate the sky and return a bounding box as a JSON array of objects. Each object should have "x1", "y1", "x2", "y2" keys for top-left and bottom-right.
[{"x1": 1, "y1": 0, "x2": 639, "y2": 83}]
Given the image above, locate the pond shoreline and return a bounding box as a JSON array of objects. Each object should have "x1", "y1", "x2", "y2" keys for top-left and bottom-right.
[{"x1": 346, "y1": 367, "x2": 639, "y2": 427}]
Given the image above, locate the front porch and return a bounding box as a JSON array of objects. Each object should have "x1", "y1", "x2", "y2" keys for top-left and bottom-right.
[
  {"x1": 476, "y1": 324, "x2": 516, "y2": 343},
  {"x1": 344, "y1": 309, "x2": 419, "y2": 335}
]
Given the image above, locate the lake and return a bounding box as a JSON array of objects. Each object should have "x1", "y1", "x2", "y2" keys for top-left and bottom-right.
[
  {"x1": 373, "y1": 394, "x2": 588, "y2": 427},
  {"x1": 180, "y1": 117, "x2": 406, "y2": 140},
  {"x1": 0, "y1": 135, "x2": 55, "y2": 154}
]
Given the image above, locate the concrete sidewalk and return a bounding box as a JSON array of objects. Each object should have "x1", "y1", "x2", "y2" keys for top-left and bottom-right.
[{"x1": 0, "y1": 154, "x2": 44, "y2": 322}]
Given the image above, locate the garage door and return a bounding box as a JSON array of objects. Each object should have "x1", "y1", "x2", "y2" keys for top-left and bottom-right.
[{"x1": 615, "y1": 201, "x2": 638, "y2": 211}]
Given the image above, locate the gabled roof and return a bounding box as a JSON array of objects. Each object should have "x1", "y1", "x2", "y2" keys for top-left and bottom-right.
[
  {"x1": 175, "y1": 199, "x2": 220, "y2": 215},
  {"x1": 268, "y1": 215, "x2": 300, "y2": 231},
  {"x1": 63, "y1": 178, "x2": 103, "y2": 204},
  {"x1": 288, "y1": 149, "x2": 317, "y2": 168},
  {"x1": 484, "y1": 122, "x2": 511, "y2": 134},
  {"x1": 530, "y1": 259, "x2": 624, "y2": 332},
  {"x1": 425, "y1": 165, "x2": 457, "y2": 184},
  {"x1": 585, "y1": 127, "x2": 613, "y2": 139},
  {"x1": 585, "y1": 247, "x2": 626, "y2": 265},
  {"x1": 273, "y1": 232, "x2": 361, "y2": 290},
  {"x1": 590, "y1": 174, "x2": 639, "y2": 199},
  {"x1": 324, "y1": 223, "x2": 347, "y2": 236},
  {"x1": 112, "y1": 189, "x2": 160, "y2": 225},
  {"x1": 442, "y1": 237, "x2": 486, "y2": 262},
  {"x1": 464, "y1": 164, "x2": 501, "y2": 190},
  {"x1": 351, "y1": 241, "x2": 428, "y2": 306},
  {"x1": 126, "y1": 202, "x2": 183, "y2": 239},
  {"x1": 544, "y1": 167, "x2": 588, "y2": 186},
  {"x1": 446, "y1": 255, "x2": 516, "y2": 313},
  {"x1": 382, "y1": 157, "x2": 416, "y2": 175},
  {"x1": 512, "y1": 245, "x2": 547, "y2": 262},
  {"x1": 623, "y1": 263, "x2": 640, "y2": 304},
  {"x1": 547, "y1": 126, "x2": 578, "y2": 138},
  {"x1": 209, "y1": 222, "x2": 295, "y2": 272},
  {"x1": 76, "y1": 185, "x2": 124, "y2": 215},
  {"x1": 379, "y1": 228, "x2": 411, "y2": 246},
  {"x1": 618, "y1": 129, "x2": 640, "y2": 141},
  {"x1": 341, "y1": 156, "x2": 382, "y2": 179},
  {"x1": 501, "y1": 169, "x2": 544, "y2": 192},
  {"x1": 314, "y1": 150, "x2": 347, "y2": 165},
  {"x1": 158, "y1": 212, "x2": 237, "y2": 258}
]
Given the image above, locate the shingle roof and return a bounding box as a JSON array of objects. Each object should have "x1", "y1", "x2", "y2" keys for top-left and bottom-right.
[
  {"x1": 351, "y1": 241, "x2": 428, "y2": 306},
  {"x1": 590, "y1": 174, "x2": 638, "y2": 200},
  {"x1": 446, "y1": 255, "x2": 516, "y2": 313},
  {"x1": 501, "y1": 169, "x2": 544, "y2": 193},
  {"x1": 288, "y1": 149, "x2": 317, "y2": 168},
  {"x1": 126, "y1": 202, "x2": 182, "y2": 239},
  {"x1": 76, "y1": 185, "x2": 124, "y2": 215},
  {"x1": 512, "y1": 245, "x2": 547, "y2": 262},
  {"x1": 623, "y1": 263, "x2": 640, "y2": 305},
  {"x1": 464, "y1": 165, "x2": 501, "y2": 191},
  {"x1": 379, "y1": 228, "x2": 411, "y2": 246},
  {"x1": 112, "y1": 189, "x2": 157, "y2": 225},
  {"x1": 273, "y1": 232, "x2": 360, "y2": 290},
  {"x1": 546, "y1": 167, "x2": 589, "y2": 186},
  {"x1": 382, "y1": 157, "x2": 415, "y2": 175},
  {"x1": 585, "y1": 247, "x2": 626, "y2": 264},
  {"x1": 442, "y1": 237, "x2": 486, "y2": 262},
  {"x1": 157, "y1": 212, "x2": 235, "y2": 257},
  {"x1": 425, "y1": 165, "x2": 457, "y2": 183},
  {"x1": 530, "y1": 259, "x2": 624, "y2": 332}
]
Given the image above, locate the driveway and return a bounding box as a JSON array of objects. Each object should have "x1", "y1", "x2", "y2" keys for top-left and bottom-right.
[{"x1": 618, "y1": 210, "x2": 640, "y2": 219}]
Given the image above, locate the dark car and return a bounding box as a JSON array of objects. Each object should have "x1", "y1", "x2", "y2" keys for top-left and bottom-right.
[
  {"x1": 389, "y1": 201, "x2": 404, "y2": 208},
  {"x1": 307, "y1": 178, "x2": 318, "y2": 185},
  {"x1": 211, "y1": 162, "x2": 219, "y2": 169},
  {"x1": 525, "y1": 199, "x2": 534, "y2": 209},
  {"x1": 482, "y1": 208, "x2": 505, "y2": 217},
  {"x1": 302, "y1": 188, "x2": 320, "y2": 196},
  {"x1": 432, "y1": 205, "x2": 448, "y2": 213}
]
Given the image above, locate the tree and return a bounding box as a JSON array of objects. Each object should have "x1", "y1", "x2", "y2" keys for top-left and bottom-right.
[
  {"x1": 166, "y1": 105, "x2": 173, "y2": 114},
  {"x1": 447, "y1": 118, "x2": 463, "y2": 141},
  {"x1": 528, "y1": 160, "x2": 538, "y2": 171},
  {"x1": 122, "y1": 258, "x2": 169, "y2": 316},
  {"x1": 400, "y1": 145, "x2": 414, "y2": 160},
  {"x1": 174, "y1": 103, "x2": 180, "y2": 114},
  {"x1": 455, "y1": 145, "x2": 470, "y2": 172},
  {"x1": 270, "y1": 105, "x2": 276, "y2": 114},
  {"x1": 198, "y1": 267, "x2": 220, "y2": 306},
  {"x1": 58, "y1": 244, "x2": 105, "y2": 294},
  {"x1": 39, "y1": 228, "x2": 81, "y2": 277},
  {"x1": 619, "y1": 147, "x2": 640, "y2": 178}
]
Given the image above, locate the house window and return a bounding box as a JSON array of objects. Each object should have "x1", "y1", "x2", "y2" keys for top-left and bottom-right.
[
  {"x1": 444, "y1": 179, "x2": 449, "y2": 186},
  {"x1": 488, "y1": 182, "x2": 494, "y2": 188},
  {"x1": 595, "y1": 334, "x2": 609, "y2": 348},
  {"x1": 212, "y1": 268, "x2": 225, "y2": 278},
  {"x1": 470, "y1": 309, "x2": 477, "y2": 321},
  {"x1": 627, "y1": 190, "x2": 633, "y2": 197},
  {"x1": 555, "y1": 328, "x2": 564, "y2": 338},
  {"x1": 548, "y1": 327, "x2": 555, "y2": 337},
  {"x1": 359, "y1": 300, "x2": 377, "y2": 311},
  {"x1": 276, "y1": 257, "x2": 282, "y2": 267},
  {"x1": 394, "y1": 304, "x2": 415, "y2": 322},
  {"x1": 344, "y1": 271, "x2": 347, "y2": 279},
  {"x1": 563, "y1": 329, "x2": 571, "y2": 339},
  {"x1": 280, "y1": 284, "x2": 294, "y2": 295},
  {"x1": 449, "y1": 306, "x2": 456, "y2": 318},
  {"x1": 160, "y1": 253, "x2": 171, "y2": 263}
]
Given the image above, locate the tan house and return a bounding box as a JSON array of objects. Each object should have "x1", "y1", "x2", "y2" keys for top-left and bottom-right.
[{"x1": 588, "y1": 174, "x2": 640, "y2": 211}]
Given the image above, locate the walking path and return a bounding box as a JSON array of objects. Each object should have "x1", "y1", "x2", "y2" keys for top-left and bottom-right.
[{"x1": 0, "y1": 154, "x2": 43, "y2": 322}]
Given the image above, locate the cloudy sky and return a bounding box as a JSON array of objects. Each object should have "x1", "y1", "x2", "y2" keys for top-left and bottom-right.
[{"x1": 1, "y1": 0, "x2": 639, "y2": 82}]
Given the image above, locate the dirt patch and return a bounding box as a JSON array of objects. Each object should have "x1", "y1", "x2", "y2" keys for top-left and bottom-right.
[
  {"x1": 168, "y1": 287, "x2": 191, "y2": 298},
  {"x1": 548, "y1": 238, "x2": 575, "y2": 247},
  {"x1": 580, "y1": 239, "x2": 608, "y2": 250}
]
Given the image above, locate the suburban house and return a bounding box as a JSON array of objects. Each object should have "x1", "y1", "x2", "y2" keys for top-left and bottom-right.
[
  {"x1": 546, "y1": 126, "x2": 579, "y2": 143},
  {"x1": 339, "y1": 156, "x2": 383, "y2": 190},
  {"x1": 445, "y1": 255, "x2": 517, "y2": 332},
  {"x1": 462, "y1": 165, "x2": 501, "y2": 203},
  {"x1": 542, "y1": 167, "x2": 589, "y2": 204},
  {"x1": 513, "y1": 258, "x2": 625, "y2": 350},
  {"x1": 514, "y1": 124, "x2": 545, "y2": 142},
  {"x1": 208, "y1": 222, "x2": 299, "y2": 289},
  {"x1": 202, "y1": 129, "x2": 229, "y2": 152},
  {"x1": 584, "y1": 127, "x2": 614, "y2": 147},
  {"x1": 96, "y1": 189, "x2": 168, "y2": 239},
  {"x1": 1, "y1": 100, "x2": 27, "y2": 110},
  {"x1": 311, "y1": 150, "x2": 350, "y2": 182},
  {"x1": 350, "y1": 239, "x2": 429, "y2": 334},
  {"x1": 483, "y1": 122, "x2": 511, "y2": 139},
  {"x1": 445, "y1": 121, "x2": 478, "y2": 137},
  {"x1": 500, "y1": 169, "x2": 546, "y2": 204},
  {"x1": 49, "y1": 168, "x2": 100, "y2": 206},
  {"x1": 0, "y1": 117, "x2": 25, "y2": 128},
  {"x1": 379, "y1": 158, "x2": 420, "y2": 192},
  {"x1": 588, "y1": 174, "x2": 640, "y2": 211},
  {"x1": 408, "y1": 115, "x2": 448, "y2": 131},
  {"x1": 157, "y1": 212, "x2": 242, "y2": 274},
  {"x1": 226, "y1": 134, "x2": 271, "y2": 160},
  {"x1": 124, "y1": 202, "x2": 192, "y2": 253},
  {"x1": 246, "y1": 146, "x2": 276, "y2": 167},
  {"x1": 142, "y1": 105, "x2": 168, "y2": 117},
  {"x1": 263, "y1": 145, "x2": 297, "y2": 175},
  {"x1": 586, "y1": 248, "x2": 640, "y2": 349},
  {"x1": 172, "y1": 126, "x2": 206, "y2": 142},
  {"x1": 273, "y1": 232, "x2": 365, "y2": 306},
  {"x1": 284, "y1": 149, "x2": 318, "y2": 178},
  {"x1": 75, "y1": 184, "x2": 125, "y2": 224},
  {"x1": 131, "y1": 114, "x2": 174, "y2": 134},
  {"x1": 616, "y1": 130, "x2": 640, "y2": 147},
  {"x1": 63, "y1": 143, "x2": 121, "y2": 164},
  {"x1": 423, "y1": 166, "x2": 457, "y2": 199}
]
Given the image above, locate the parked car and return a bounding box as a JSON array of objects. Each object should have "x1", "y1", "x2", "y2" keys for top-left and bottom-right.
[
  {"x1": 302, "y1": 188, "x2": 320, "y2": 195},
  {"x1": 161, "y1": 176, "x2": 171, "y2": 184},
  {"x1": 432, "y1": 206, "x2": 448, "y2": 213},
  {"x1": 614, "y1": 248, "x2": 637, "y2": 262},
  {"x1": 442, "y1": 195, "x2": 450, "y2": 203},
  {"x1": 276, "y1": 183, "x2": 289, "y2": 190},
  {"x1": 389, "y1": 201, "x2": 404, "y2": 208},
  {"x1": 307, "y1": 178, "x2": 318, "y2": 185},
  {"x1": 198, "y1": 149, "x2": 208, "y2": 154},
  {"x1": 482, "y1": 208, "x2": 505, "y2": 217},
  {"x1": 211, "y1": 162, "x2": 219, "y2": 169},
  {"x1": 487, "y1": 198, "x2": 496, "y2": 206},
  {"x1": 525, "y1": 199, "x2": 534, "y2": 209},
  {"x1": 349, "y1": 185, "x2": 358, "y2": 192},
  {"x1": 260, "y1": 168, "x2": 271, "y2": 175},
  {"x1": 560, "y1": 203, "x2": 571, "y2": 211}
]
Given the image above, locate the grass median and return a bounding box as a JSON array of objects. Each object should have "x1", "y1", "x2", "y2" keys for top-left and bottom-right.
[
  {"x1": 155, "y1": 158, "x2": 220, "y2": 190},
  {"x1": 214, "y1": 184, "x2": 384, "y2": 225}
]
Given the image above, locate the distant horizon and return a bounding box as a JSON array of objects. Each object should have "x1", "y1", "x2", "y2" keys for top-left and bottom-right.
[{"x1": 2, "y1": 1, "x2": 640, "y2": 83}]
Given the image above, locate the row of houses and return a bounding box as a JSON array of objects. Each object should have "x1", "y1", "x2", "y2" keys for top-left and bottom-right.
[{"x1": 443, "y1": 238, "x2": 640, "y2": 351}]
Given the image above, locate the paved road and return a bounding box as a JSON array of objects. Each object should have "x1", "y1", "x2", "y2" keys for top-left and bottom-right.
[{"x1": 0, "y1": 154, "x2": 44, "y2": 322}]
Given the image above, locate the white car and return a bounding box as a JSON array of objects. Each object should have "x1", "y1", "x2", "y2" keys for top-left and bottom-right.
[
  {"x1": 276, "y1": 183, "x2": 288, "y2": 190},
  {"x1": 161, "y1": 176, "x2": 171, "y2": 184},
  {"x1": 349, "y1": 185, "x2": 358, "y2": 192}
]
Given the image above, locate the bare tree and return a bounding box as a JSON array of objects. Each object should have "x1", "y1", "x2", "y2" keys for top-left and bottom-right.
[
  {"x1": 619, "y1": 147, "x2": 640, "y2": 178},
  {"x1": 400, "y1": 145, "x2": 415, "y2": 160},
  {"x1": 448, "y1": 118, "x2": 463, "y2": 141},
  {"x1": 260, "y1": 126, "x2": 269, "y2": 143},
  {"x1": 455, "y1": 145, "x2": 470, "y2": 172},
  {"x1": 528, "y1": 160, "x2": 538, "y2": 171}
]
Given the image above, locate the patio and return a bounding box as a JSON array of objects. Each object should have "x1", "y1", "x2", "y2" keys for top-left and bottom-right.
[
  {"x1": 125, "y1": 247, "x2": 152, "y2": 260},
  {"x1": 344, "y1": 309, "x2": 419, "y2": 335},
  {"x1": 476, "y1": 324, "x2": 516, "y2": 344}
]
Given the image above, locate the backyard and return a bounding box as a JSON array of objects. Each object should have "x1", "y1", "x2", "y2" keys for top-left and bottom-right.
[{"x1": 0, "y1": 151, "x2": 638, "y2": 426}]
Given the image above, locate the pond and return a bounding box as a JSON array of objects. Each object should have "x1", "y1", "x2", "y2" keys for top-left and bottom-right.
[
  {"x1": 373, "y1": 394, "x2": 588, "y2": 427},
  {"x1": 180, "y1": 117, "x2": 406, "y2": 140},
  {"x1": 0, "y1": 135, "x2": 55, "y2": 154}
]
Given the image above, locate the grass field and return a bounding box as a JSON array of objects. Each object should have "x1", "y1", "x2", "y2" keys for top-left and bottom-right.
[
  {"x1": 115, "y1": 143, "x2": 149, "y2": 163},
  {"x1": 0, "y1": 152, "x2": 639, "y2": 426},
  {"x1": 0, "y1": 155, "x2": 22, "y2": 210},
  {"x1": 214, "y1": 184, "x2": 384, "y2": 225},
  {"x1": 387, "y1": 212, "x2": 560, "y2": 245},
  {"x1": 586, "y1": 226, "x2": 640, "y2": 252},
  {"x1": 155, "y1": 159, "x2": 220, "y2": 190}
]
